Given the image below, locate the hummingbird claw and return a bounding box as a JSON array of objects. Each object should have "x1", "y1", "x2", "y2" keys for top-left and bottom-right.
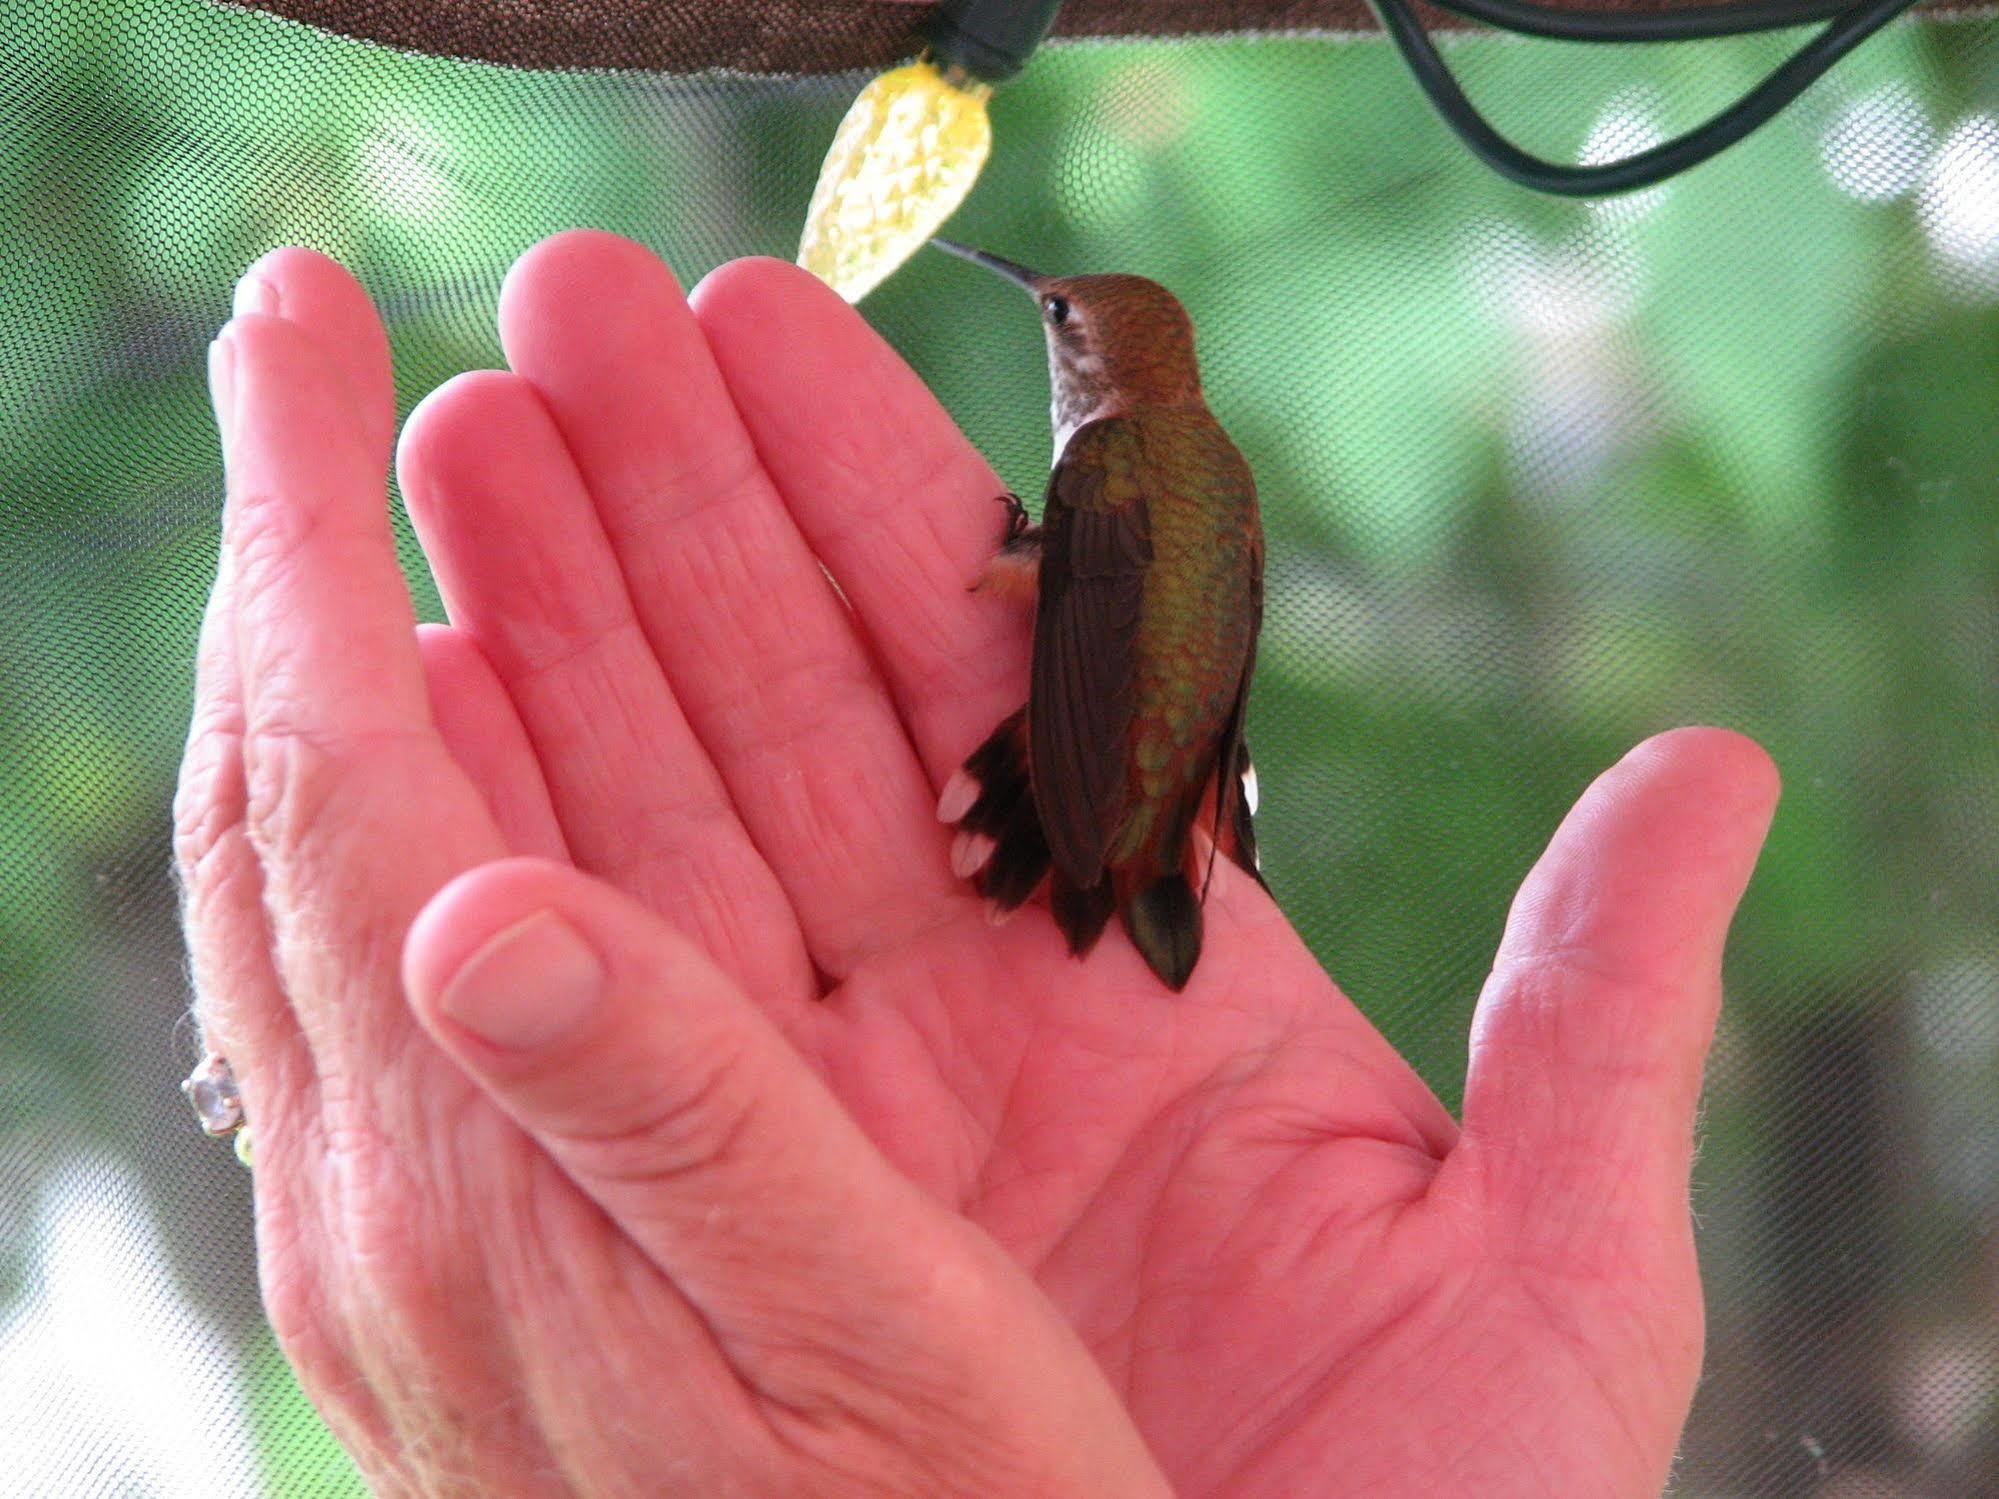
[
  {"x1": 996, "y1": 490, "x2": 1031, "y2": 541},
  {"x1": 984, "y1": 898, "x2": 1019, "y2": 927}
]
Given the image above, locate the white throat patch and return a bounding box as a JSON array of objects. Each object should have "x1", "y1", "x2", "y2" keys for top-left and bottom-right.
[{"x1": 1051, "y1": 398, "x2": 1120, "y2": 465}]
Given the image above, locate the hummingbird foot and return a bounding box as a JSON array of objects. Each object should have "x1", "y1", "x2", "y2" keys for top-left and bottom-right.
[
  {"x1": 973, "y1": 508, "x2": 1042, "y2": 605},
  {"x1": 975, "y1": 544, "x2": 1041, "y2": 602},
  {"x1": 965, "y1": 491, "x2": 1042, "y2": 600},
  {"x1": 969, "y1": 495, "x2": 1043, "y2": 600}
]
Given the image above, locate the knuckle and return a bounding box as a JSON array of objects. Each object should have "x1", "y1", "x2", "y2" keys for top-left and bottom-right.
[
  {"x1": 238, "y1": 717, "x2": 426, "y2": 870},
  {"x1": 172, "y1": 783, "x2": 243, "y2": 904},
  {"x1": 321, "y1": 1111, "x2": 450, "y2": 1310},
  {"x1": 622, "y1": 824, "x2": 783, "y2": 978},
  {"x1": 227, "y1": 486, "x2": 333, "y2": 595},
  {"x1": 172, "y1": 718, "x2": 248, "y2": 890},
  {"x1": 1488, "y1": 946, "x2": 1680, "y2": 1082},
  {"x1": 560, "y1": 1040, "x2": 762, "y2": 1192},
  {"x1": 240, "y1": 722, "x2": 345, "y2": 855},
  {"x1": 656, "y1": 436, "x2": 767, "y2": 518},
  {"x1": 173, "y1": 785, "x2": 273, "y2": 1039}
]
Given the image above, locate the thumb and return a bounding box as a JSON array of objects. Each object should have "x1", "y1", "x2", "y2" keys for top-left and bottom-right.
[
  {"x1": 402, "y1": 856, "x2": 957, "y2": 1347},
  {"x1": 400, "y1": 857, "x2": 1170, "y2": 1498},
  {"x1": 1452, "y1": 728, "x2": 1779, "y2": 1271}
]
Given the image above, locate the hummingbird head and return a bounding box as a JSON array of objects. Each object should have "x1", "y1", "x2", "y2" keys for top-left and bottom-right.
[{"x1": 931, "y1": 241, "x2": 1204, "y2": 458}]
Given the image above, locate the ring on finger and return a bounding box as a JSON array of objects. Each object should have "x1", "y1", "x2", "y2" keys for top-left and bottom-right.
[{"x1": 182, "y1": 1050, "x2": 255, "y2": 1167}]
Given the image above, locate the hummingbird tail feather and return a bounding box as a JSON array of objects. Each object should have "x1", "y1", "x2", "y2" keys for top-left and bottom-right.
[
  {"x1": 1051, "y1": 872, "x2": 1116, "y2": 957},
  {"x1": 1117, "y1": 773, "x2": 1227, "y2": 989},
  {"x1": 945, "y1": 705, "x2": 1217, "y2": 990},
  {"x1": 947, "y1": 708, "x2": 1051, "y2": 913},
  {"x1": 1119, "y1": 871, "x2": 1202, "y2": 992}
]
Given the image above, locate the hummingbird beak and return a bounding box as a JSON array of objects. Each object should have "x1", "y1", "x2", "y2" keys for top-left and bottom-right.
[{"x1": 930, "y1": 238, "x2": 1043, "y2": 294}]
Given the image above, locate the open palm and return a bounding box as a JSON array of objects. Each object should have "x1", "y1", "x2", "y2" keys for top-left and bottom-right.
[{"x1": 181, "y1": 231, "x2": 1776, "y2": 1497}]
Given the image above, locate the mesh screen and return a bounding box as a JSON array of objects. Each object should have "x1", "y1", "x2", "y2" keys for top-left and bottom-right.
[{"x1": 6, "y1": 0, "x2": 1999, "y2": 1492}]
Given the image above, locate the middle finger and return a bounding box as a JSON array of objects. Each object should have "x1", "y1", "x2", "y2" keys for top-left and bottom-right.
[
  {"x1": 494, "y1": 231, "x2": 961, "y2": 981},
  {"x1": 398, "y1": 369, "x2": 817, "y2": 1009}
]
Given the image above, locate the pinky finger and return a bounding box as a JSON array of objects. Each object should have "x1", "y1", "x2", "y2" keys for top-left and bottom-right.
[{"x1": 418, "y1": 623, "x2": 568, "y2": 862}]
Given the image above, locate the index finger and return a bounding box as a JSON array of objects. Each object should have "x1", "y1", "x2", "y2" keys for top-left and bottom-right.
[
  {"x1": 691, "y1": 258, "x2": 1030, "y2": 781},
  {"x1": 217, "y1": 305, "x2": 503, "y2": 1063}
]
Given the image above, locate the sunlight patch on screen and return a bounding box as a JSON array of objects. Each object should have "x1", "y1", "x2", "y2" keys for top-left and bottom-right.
[
  {"x1": 1822, "y1": 82, "x2": 1933, "y2": 202},
  {"x1": 1919, "y1": 114, "x2": 1999, "y2": 296},
  {"x1": 1581, "y1": 88, "x2": 1670, "y2": 223},
  {"x1": 0, "y1": 1155, "x2": 257, "y2": 1495},
  {"x1": 359, "y1": 114, "x2": 458, "y2": 222}
]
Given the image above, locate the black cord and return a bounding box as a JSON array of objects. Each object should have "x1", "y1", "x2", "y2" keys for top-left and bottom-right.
[
  {"x1": 1369, "y1": 0, "x2": 1923, "y2": 195},
  {"x1": 1421, "y1": 0, "x2": 1859, "y2": 42}
]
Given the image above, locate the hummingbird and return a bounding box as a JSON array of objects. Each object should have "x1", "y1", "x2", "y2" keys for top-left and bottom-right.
[{"x1": 931, "y1": 239, "x2": 1265, "y2": 991}]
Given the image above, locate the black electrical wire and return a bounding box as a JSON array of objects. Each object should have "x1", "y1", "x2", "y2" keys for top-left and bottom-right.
[
  {"x1": 1421, "y1": 0, "x2": 1859, "y2": 42},
  {"x1": 927, "y1": 0, "x2": 1065, "y2": 81},
  {"x1": 1369, "y1": 0, "x2": 1924, "y2": 195}
]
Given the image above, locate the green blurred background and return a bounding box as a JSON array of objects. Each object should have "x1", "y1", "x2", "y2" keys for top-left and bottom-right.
[{"x1": 4, "y1": 0, "x2": 1998, "y2": 1491}]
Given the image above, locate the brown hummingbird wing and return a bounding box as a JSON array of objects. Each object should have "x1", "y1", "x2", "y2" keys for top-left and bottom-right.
[{"x1": 1029, "y1": 418, "x2": 1152, "y2": 890}]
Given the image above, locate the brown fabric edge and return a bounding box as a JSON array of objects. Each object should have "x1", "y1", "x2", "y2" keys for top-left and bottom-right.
[{"x1": 230, "y1": 0, "x2": 1980, "y2": 77}]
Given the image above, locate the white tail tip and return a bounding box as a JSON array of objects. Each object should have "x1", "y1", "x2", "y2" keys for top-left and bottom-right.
[
  {"x1": 951, "y1": 830, "x2": 997, "y2": 880},
  {"x1": 937, "y1": 767, "x2": 979, "y2": 824}
]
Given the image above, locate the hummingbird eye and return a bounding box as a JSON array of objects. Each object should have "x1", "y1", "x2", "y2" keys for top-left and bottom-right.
[{"x1": 1044, "y1": 295, "x2": 1071, "y2": 328}]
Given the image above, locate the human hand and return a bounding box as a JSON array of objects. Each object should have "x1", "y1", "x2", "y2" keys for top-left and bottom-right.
[{"x1": 178, "y1": 231, "x2": 1777, "y2": 1498}]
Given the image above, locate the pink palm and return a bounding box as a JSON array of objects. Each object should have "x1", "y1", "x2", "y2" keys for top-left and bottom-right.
[{"x1": 217, "y1": 231, "x2": 1774, "y2": 1497}]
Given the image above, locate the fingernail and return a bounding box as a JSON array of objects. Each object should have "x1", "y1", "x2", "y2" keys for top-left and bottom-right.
[
  {"x1": 437, "y1": 911, "x2": 606, "y2": 1050},
  {"x1": 233, "y1": 271, "x2": 280, "y2": 319},
  {"x1": 207, "y1": 334, "x2": 238, "y2": 453}
]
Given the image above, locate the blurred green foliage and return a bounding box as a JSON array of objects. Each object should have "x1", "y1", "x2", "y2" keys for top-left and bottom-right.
[{"x1": 5, "y1": 0, "x2": 1998, "y2": 1490}]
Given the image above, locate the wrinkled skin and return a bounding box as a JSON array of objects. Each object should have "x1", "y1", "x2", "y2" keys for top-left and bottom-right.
[{"x1": 176, "y1": 231, "x2": 1778, "y2": 1498}]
